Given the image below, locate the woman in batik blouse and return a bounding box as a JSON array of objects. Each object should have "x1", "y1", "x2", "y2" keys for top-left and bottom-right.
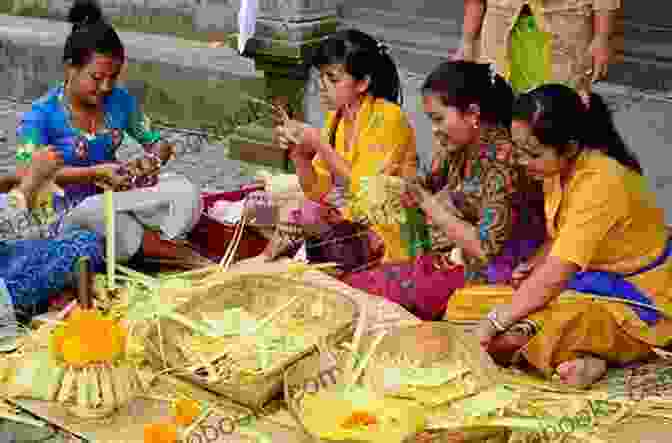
[
  {"x1": 15, "y1": 0, "x2": 201, "y2": 264},
  {"x1": 345, "y1": 61, "x2": 547, "y2": 320},
  {"x1": 0, "y1": 149, "x2": 103, "y2": 317}
]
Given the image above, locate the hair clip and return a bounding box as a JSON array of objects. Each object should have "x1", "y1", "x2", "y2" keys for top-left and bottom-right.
[
  {"x1": 488, "y1": 64, "x2": 497, "y2": 85},
  {"x1": 377, "y1": 41, "x2": 388, "y2": 54}
]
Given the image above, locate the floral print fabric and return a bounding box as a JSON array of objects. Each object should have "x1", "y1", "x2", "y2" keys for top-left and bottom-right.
[{"x1": 423, "y1": 126, "x2": 546, "y2": 282}]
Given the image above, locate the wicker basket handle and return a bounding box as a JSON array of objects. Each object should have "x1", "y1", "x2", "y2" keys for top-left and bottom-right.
[{"x1": 219, "y1": 213, "x2": 247, "y2": 270}]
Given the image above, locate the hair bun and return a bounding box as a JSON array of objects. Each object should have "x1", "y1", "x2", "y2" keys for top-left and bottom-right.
[{"x1": 67, "y1": 0, "x2": 103, "y2": 28}]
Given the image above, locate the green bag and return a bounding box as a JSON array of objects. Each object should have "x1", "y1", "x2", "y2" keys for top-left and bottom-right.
[
  {"x1": 509, "y1": 14, "x2": 552, "y2": 94},
  {"x1": 401, "y1": 206, "x2": 432, "y2": 257}
]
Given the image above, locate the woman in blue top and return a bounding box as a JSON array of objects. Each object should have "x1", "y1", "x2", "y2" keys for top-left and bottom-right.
[{"x1": 15, "y1": 0, "x2": 201, "y2": 263}]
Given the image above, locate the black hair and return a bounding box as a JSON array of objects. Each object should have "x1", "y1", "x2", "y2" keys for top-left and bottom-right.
[
  {"x1": 309, "y1": 29, "x2": 402, "y2": 147},
  {"x1": 511, "y1": 84, "x2": 642, "y2": 174},
  {"x1": 63, "y1": 0, "x2": 125, "y2": 67},
  {"x1": 421, "y1": 61, "x2": 514, "y2": 128}
]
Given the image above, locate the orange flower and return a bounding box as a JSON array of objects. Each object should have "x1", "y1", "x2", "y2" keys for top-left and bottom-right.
[
  {"x1": 54, "y1": 308, "x2": 127, "y2": 365},
  {"x1": 341, "y1": 411, "x2": 377, "y2": 428},
  {"x1": 144, "y1": 423, "x2": 178, "y2": 443},
  {"x1": 173, "y1": 398, "x2": 202, "y2": 426}
]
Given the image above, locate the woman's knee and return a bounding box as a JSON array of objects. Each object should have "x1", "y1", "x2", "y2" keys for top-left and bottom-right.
[{"x1": 115, "y1": 213, "x2": 144, "y2": 261}]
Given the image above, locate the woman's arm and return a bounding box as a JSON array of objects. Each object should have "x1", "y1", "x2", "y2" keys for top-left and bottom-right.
[
  {"x1": 528, "y1": 239, "x2": 553, "y2": 267},
  {"x1": 590, "y1": 0, "x2": 620, "y2": 80},
  {"x1": 420, "y1": 194, "x2": 484, "y2": 258},
  {"x1": 312, "y1": 134, "x2": 352, "y2": 180},
  {"x1": 54, "y1": 166, "x2": 101, "y2": 185},
  {"x1": 458, "y1": 0, "x2": 486, "y2": 59},
  {"x1": 508, "y1": 255, "x2": 579, "y2": 321},
  {"x1": 17, "y1": 162, "x2": 99, "y2": 185},
  {"x1": 487, "y1": 168, "x2": 625, "y2": 332},
  {"x1": 291, "y1": 152, "x2": 323, "y2": 198}
]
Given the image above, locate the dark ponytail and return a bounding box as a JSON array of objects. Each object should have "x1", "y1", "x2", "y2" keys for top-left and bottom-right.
[
  {"x1": 512, "y1": 84, "x2": 642, "y2": 174},
  {"x1": 309, "y1": 29, "x2": 403, "y2": 147},
  {"x1": 63, "y1": 0, "x2": 125, "y2": 66},
  {"x1": 421, "y1": 61, "x2": 514, "y2": 128}
]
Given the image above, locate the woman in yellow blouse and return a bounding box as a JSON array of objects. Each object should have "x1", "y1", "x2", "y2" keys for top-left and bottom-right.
[
  {"x1": 476, "y1": 84, "x2": 672, "y2": 388},
  {"x1": 457, "y1": 0, "x2": 622, "y2": 95},
  {"x1": 274, "y1": 29, "x2": 417, "y2": 265}
]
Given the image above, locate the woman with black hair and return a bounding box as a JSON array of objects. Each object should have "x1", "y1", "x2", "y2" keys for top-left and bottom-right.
[
  {"x1": 477, "y1": 84, "x2": 672, "y2": 388},
  {"x1": 267, "y1": 29, "x2": 417, "y2": 266},
  {"x1": 14, "y1": 0, "x2": 201, "y2": 264},
  {"x1": 343, "y1": 61, "x2": 547, "y2": 321}
]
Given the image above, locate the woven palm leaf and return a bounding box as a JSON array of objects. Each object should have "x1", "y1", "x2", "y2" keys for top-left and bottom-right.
[
  {"x1": 284, "y1": 323, "x2": 507, "y2": 442},
  {"x1": 144, "y1": 273, "x2": 358, "y2": 410},
  {"x1": 349, "y1": 175, "x2": 407, "y2": 226}
]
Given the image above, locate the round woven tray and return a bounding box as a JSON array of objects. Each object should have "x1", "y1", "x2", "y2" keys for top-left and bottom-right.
[
  {"x1": 284, "y1": 322, "x2": 509, "y2": 442},
  {"x1": 144, "y1": 273, "x2": 358, "y2": 410}
]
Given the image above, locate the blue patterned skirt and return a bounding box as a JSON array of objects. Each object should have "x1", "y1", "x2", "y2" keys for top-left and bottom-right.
[{"x1": 0, "y1": 227, "x2": 104, "y2": 316}]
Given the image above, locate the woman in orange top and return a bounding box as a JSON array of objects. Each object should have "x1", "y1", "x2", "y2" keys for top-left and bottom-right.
[
  {"x1": 273, "y1": 29, "x2": 417, "y2": 267},
  {"x1": 476, "y1": 84, "x2": 672, "y2": 388}
]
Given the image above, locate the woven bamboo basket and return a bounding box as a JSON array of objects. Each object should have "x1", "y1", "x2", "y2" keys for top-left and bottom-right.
[
  {"x1": 58, "y1": 363, "x2": 140, "y2": 419},
  {"x1": 144, "y1": 273, "x2": 358, "y2": 410},
  {"x1": 284, "y1": 323, "x2": 509, "y2": 442}
]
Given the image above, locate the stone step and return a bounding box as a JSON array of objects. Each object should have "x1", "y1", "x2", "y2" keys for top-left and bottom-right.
[
  {"x1": 0, "y1": 14, "x2": 259, "y2": 77},
  {"x1": 338, "y1": 7, "x2": 459, "y2": 74}
]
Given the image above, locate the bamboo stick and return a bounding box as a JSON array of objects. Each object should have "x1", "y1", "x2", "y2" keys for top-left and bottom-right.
[
  {"x1": 104, "y1": 190, "x2": 116, "y2": 290},
  {"x1": 346, "y1": 330, "x2": 388, "y2": 391}
]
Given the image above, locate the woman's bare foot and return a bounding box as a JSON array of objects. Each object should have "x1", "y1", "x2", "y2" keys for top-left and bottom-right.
[
  {"x1": 16, "y1": 149, "x2": 63, "y2": 207},
  {"x1": 486, "y1": 333, "x2": 530, "y2": 366},
  {"x1": 556, "y1": 356, "x2": 607, "y2": 388}
]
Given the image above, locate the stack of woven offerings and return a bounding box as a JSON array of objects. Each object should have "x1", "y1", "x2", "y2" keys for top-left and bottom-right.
[{"x1": 2, "y1": 307, "x2": 140, "y2": 419}]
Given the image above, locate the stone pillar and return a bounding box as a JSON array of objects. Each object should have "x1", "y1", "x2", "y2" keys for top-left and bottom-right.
[{"x1": 227, "y1": 0, "x2": 340, "y2": 171}]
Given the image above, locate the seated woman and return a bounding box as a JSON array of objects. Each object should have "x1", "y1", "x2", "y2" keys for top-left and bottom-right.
[
  {"x1": 344, "y1": 61, "x2": 547, "y2": 321},
  {"x1": 0, "y1": 149, "x2": 103, "y2": 318},
  {"x1": 15, "y1": 0, "x2": 201, "y2": 264},
  {"x1": 270, "y1": 29, "x2": 417, "y2": 267},
  {"x1": 477, "y1": 84, "x2": 672, "y2": 388}
]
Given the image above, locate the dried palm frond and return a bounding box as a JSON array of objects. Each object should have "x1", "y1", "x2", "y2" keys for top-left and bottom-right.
[{"x1": 348, "y1": 175, "x2": 408, "y2": 226}]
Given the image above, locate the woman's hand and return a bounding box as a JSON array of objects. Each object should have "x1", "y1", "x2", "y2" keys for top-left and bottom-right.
[
  {"x1": 511, "y1": 261, "x2": 535, "y2": 289},
  {"x1": 17, "y1": 148, "x2": 64, "y2": 206},
  {"x1": 403, "y1": 179, "x2": 429, "y2": 208},
  {"x1": 92, "y1": 163, "x2": 130, "y2": 191},
  {"x1": 589, "y1": 33, "x2": 611, "y2": 82},
  {"x1": 400, "y1": 191, "x2": 419, "y2": 209},
  {"x1": 153, "y1": 142, "x2": 176, "y2": 164},
  {"x1": 274, "y1": 120, "x2": 303, "y2": 150},
  {"x1": 474, "y1": 317, "x2": 499, "y2": 350},
  {"x1": 27, "y1": 148, "x2": 64, "y2": 185}
]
